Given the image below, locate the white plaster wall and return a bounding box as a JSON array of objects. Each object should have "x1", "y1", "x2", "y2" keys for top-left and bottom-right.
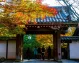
[
  {"x1": 8, "y1": 40, "x2": 16, "y2": 59},
  {"x1": 0, "y1": 41, "x2": 6, "y2": 58},
  {"x1": 70, "y1": 41, "x2": 79, "y2": 59}
]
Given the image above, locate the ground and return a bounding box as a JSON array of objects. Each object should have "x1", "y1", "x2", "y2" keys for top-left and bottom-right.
[{"x1": 1, "y1": 59, "x2": 79, "y2": 63}]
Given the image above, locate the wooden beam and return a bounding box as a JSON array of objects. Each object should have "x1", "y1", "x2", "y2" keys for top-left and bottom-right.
[
  {"x1": 25, "y1": 22, "x2": 78, "y2": 27},
  {"x1": 6, "y1": 40, "x2": 8, "y2": 59}
]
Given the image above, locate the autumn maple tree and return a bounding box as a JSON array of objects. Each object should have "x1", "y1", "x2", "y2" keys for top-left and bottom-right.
[
  {"x1": 36, "y1": 34, "x2": 53, "y2": 47},
  {"x1": 0, "y1": 0, "x2": 58, "y2": 36}
]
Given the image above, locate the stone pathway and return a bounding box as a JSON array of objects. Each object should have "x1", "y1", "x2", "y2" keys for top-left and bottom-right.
[
  {"x1": 62, "y1": 59, "x2": 79, "y2": 63},
  {"x1": 1, "y1": 59, "x2": 79, "y2": 63}
]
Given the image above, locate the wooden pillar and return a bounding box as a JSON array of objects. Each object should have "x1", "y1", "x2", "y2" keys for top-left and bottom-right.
[
  {"x1": 16, "y1": 34, "x2": 23, "y2": 60},
  {"x1": 53, "y1": 30, "x2": 61, "y2": 61},
  {"x1": 67, "y1": 40, "x2": 72, "y2": 59},
  {"x1": 6, "y1": 40, "x2": 8, "y2": 59}
]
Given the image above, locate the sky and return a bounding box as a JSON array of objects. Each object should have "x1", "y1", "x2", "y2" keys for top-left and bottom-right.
[
  {"x1": 42, "y1": 0, "x2": 66, "y2": 6},
  {"x1": 0, "y1": 0, "x2": 79, "y2": 14},
  {"x1": 0, "y1": 0, "x2": 65, "y2": 6},
  {"x1": 42, "y1": 0, "x2": 79, "y2": 14}
]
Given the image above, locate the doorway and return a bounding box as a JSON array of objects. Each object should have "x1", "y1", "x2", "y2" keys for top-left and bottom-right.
[{"x1": 23, "y1": 34, "x2": 54, "y2": 59}]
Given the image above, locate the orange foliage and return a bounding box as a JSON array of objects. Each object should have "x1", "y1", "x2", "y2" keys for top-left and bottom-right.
[
  {"x1": 36, "y1": 0, "x2": 43, "y2": 4},
  {"x1": 36, "y1": 34, "x2": 53, "y2": 46},
  {"x1": 2, "y1": 0, "x2": 58, "y2": 25},
  {"x1": 16, "y1": 12, "x2": 24, "y2": 17}
]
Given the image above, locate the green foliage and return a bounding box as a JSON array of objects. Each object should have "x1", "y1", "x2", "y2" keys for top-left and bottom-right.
[
  {"x1": 0, "y1": 27, "x2": 16, "y2": 37},
  {"x1": 36, "y1": 34, "x2": 53, "y2": 48},
  {"x1": 23, "y1": 34, "x2": 41, "y2": 51},
  {"x1": 10, "y1": 25, "x2": 25, "y2": 34},
  {"x1": 23, "y1": 34, "x2": 54, "y2": 51}
]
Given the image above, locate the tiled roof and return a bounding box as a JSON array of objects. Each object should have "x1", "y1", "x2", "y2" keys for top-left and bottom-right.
[
  {"x1": 61, "y1": 36, "x2": 79, "y2": 40},
  {"x1": 73, "y1": 27, "x2": 79, "y2": 36},
  {"x1": 36, "y1": 6, "x2": 70, "y2": 23}
]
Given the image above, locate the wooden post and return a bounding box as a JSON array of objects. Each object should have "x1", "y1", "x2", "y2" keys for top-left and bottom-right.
[
  {"x1": 6, "y1": 40, "x2": 8, "y2": 59},
  {"x1": 67, "y1": 40, "x2": 72, "y2": 59},
  {"x1": 53, "y1": 30, "x2": 61, "y2": 61},
  {"x1": 16, "y1": 34, "x2": 23, "y2": 61}
]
